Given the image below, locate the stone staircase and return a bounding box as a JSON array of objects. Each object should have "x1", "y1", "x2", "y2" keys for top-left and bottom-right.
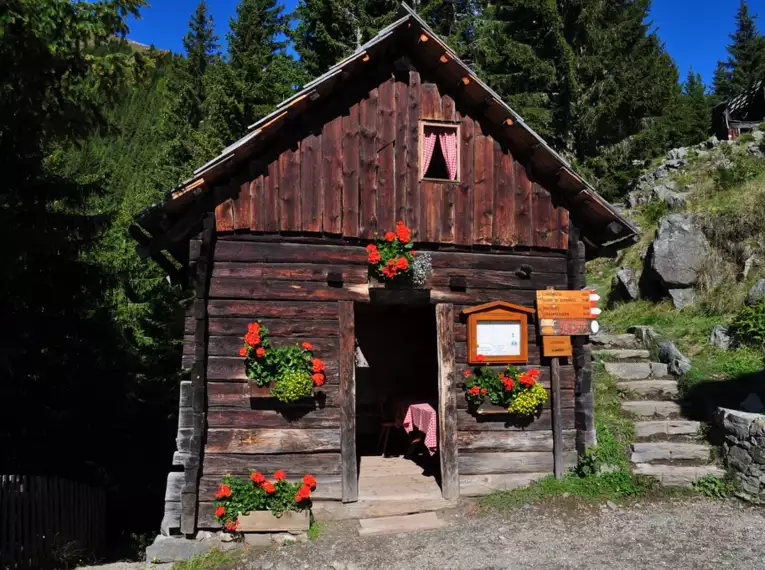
[{"x1": 592, "y1": 333, "x2": 724, "y2": 486}]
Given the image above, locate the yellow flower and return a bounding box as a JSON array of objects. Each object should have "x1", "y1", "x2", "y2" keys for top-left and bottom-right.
[{"x1": 507, "y1": 383, "x2": 548, "y2": 416}]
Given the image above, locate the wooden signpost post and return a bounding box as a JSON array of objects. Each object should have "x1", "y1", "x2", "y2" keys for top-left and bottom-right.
[{"x1": 536, "y1": 289, "x2": 599, "y2": 479}]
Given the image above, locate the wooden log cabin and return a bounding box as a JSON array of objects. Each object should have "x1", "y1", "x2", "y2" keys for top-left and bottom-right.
[{"x1": 132, "y1": 4, "x2": 638, "y2": 535}]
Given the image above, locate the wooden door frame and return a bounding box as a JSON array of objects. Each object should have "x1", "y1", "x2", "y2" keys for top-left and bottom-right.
[
  {"x1": 339, "y1": 301, "x2": 358, "y2": 503},
  {"x1": 338, "y1": 301, "x2": 460, "y2": 503},
  {"x1": 436, "y1": 303, "x2": 459, "y2": 500}
]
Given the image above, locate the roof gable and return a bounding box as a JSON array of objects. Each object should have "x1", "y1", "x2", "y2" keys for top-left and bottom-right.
[{"x1": 134, "y1": 3, "x2": 637, "y2": 258}]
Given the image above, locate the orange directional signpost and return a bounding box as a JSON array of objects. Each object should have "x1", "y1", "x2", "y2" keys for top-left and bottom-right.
[{"x1": 536, "y1": 288, "x2": 600, "y2": 481}]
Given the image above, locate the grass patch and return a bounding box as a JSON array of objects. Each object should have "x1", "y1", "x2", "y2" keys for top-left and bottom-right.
[
  {"x1": 170, "y1": 548, "x2": 242, "y2": 570},
  {"x1": 307, "y1": 520, "x2": 323, "y2": 540},
  {"x1": 600, "y1": 299, "x2": 764, "y2": 388}
]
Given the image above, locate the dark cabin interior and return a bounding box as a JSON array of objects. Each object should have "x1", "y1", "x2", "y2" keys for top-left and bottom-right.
[{"x1": 354, "y1": 303, "x2": 441, "y2": 484}]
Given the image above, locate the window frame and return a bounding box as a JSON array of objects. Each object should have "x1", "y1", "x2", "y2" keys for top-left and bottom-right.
[{"x1": 418, "y1": 120, "x2": 461, "y2": 183}]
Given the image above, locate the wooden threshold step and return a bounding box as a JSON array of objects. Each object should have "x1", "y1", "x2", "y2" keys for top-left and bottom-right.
[
  {"x1": 358, "y1": 512, "x2": 446, "y2": 537},
  {"x1": 313, "y1": 497, "x2": 456, "y2": 521}
]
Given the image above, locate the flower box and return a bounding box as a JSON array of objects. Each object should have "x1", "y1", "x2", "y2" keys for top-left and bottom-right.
[{"x1": 237, "y1": 510, "x2": 310, "y2": 532}]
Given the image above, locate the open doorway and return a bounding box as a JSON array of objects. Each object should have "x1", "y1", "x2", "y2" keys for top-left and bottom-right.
[{"x1": 354, "y1": 303, "x2": 442, "y2": 502}]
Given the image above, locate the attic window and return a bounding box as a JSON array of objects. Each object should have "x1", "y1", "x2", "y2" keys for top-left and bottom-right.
[{"x1": 420, "y1": 121, "x2": 460, "y2": 181}]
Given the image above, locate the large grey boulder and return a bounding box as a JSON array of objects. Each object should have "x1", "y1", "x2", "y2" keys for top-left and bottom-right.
[
  {"x1": 608, "y1": 267, "x2": 640, "y2": 307},
  {"x1": 651, "y1": 214, "x2": 709, "y2": 289},
  {"x1": 745, "y1": 279, "x2": 765, "y2": 306},
  {"x1": 668, "y1": 288, "x2": 695, "y2": 310},
  {"x1": 667, "y1": 147, "x2": 689, "y2": 161},
  {"x1": 652, "y1": 183, "x2": 687, "y2": 209},
  {"x1": 710, "y1": 325, "x2": 731, "y2": 350},
  {"x1": 658, "y1": 341, "x2": 692, "y2": 377}
]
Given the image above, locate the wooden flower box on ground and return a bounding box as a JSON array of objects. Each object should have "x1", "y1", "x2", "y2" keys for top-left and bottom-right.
[{"x1": 237, "y1": 510, "x2": 310, "y2": 532}]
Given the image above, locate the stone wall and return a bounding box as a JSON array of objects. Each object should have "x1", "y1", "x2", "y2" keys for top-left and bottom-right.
[{"x1": 715, "y1": 408, "x2": 765, "y2": 500}]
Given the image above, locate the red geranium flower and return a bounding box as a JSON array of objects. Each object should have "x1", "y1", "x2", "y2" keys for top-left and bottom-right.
[
  {"x1": 251, "y1": 472, "x2": 266, "y2": 485},
  {"x1": 312, "y1": 359, "x2": 325, "y2": 373},
  {"x1": 369, "y1": 252, "x2": 381, "y2": 264},
  {"x1": 463, "y1": 369, "x2": 471, "y2": 378},
  {"x1": 395, "y1": 221, "x2": 411, "y2": 243},
  {"x1": 247, "y1": 322, "x2": 260, "y2": 334},
  {"x1": 256, "y1": 347, "x2": 266, "y2": 358},
  {"x1": 302, "y1": 342, "x2": 314, "y2": 351},
  {"x1": 410, "y1": 250, "x2": 416, "y2": 256},
  {"x1": 262, "y1": 481, "x2": 275, "y2": 494},
  {"x1": 312, "y1": 373, "x2": 325, "y2": 386},
  {"x1": 214, "y1": 484, "x2": 232, "y2": 499},
  {"x1": 239, "y1": 346, "x2": 248, "y2": 357},
  {"x1": 468, "y1": 386, "x2": 481, "y2": 396},
  {"x1": 385, "y1": 231, "x2": 396, "y2": 242},
  {"x1": 480, "y1": 388, "x2": 488, "y2": 395},
  {"x1": 295, "y1": 484, "x2": 312, "y2": 502},
  {"x1": 224, "y1": 519, "x2": 239, "y2": 532},
  {"x1": 503, "y1": 378, "x2": 515, "y2": 391},
  {"x1": 215, "y1": 506, "x2": 225, "y2": 518},
  {"x1": 303, "y1": 474, "x2": 317, "y2": 489},
  {"x1": 244, "y1": 332, "x2": 260, "y2": 347},
  {"x1": 395, "y1": 257, "x2": 409, "y2": 271},
  {"x1": 476, "y1": 355, "x2": 486, "y2": 363},
  {"x1": 274, "y1": 470, "x2": 286, "y2": 481}
]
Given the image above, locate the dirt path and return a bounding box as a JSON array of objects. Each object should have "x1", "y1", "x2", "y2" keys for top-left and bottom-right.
[
  {"x1": 247, "y1": 498, "x2": 764, "y2": 570},
  {"x1": 82, "y1": 498, "x2": 765, "y2": 570}
]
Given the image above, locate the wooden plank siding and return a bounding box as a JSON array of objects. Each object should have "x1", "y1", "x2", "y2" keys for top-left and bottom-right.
[
  {"x1": 195, "y1": 237, "x2": 574, "y2": 520},
  {"x1": 213, "y1": 71, "x2": 567, "y2": 251}
]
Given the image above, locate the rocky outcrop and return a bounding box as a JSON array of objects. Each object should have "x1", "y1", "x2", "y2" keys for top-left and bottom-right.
[
  {"x1": 657, "y1": 341, "x2": 691, "y2": 377},
  {"x1": 608, "y1": 267, "x2": 640, "y2": 307},
  {"x1": 716, "y1": 408, "x2": 765, "y2": 501},
  {"x1": 651, "y1": 214, "x2": 709, "y2": 288},
  {"x1": 640, "y1": 214, "x2": 708, "y2": 308},
  {"x1": 710, "y1": 325, "x2": 731, "y2": 350},
  {"x1": 745, "y1": 278, "x2": 765, "y2": 306}
]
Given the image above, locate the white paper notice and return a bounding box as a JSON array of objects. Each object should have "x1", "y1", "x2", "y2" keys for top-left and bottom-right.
[{"x1": 476, "y1": 320, "x2": 522, "y2": 357}]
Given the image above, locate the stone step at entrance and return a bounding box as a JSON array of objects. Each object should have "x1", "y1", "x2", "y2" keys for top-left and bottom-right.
[
  {"x1": 593, "y1": 348, "x2": 651, "y2": 361},
  {"x1": 591, "y1": 333, "x2": 641, "y2": 349},
  {"x1": 631, "y1": 442, "x2": 712, "y2": 463},
  {"x1": 357, "y1": 511, "x2": 446, "y2": 537},
  {"x1": 634, "y1": 420, "x2": 700, "y2": 438},
  {"x1": 633, "y1": 464, "x2": 725, "y2": 486},
  {"x1": 605, "y1": 362, "x2": 669, "y2": 380},
  {"x1": 616, "y1": 380, "x2": 679, "y2": 398},
  {"x1": 621, "y1": 400, "x2": 681, "y2": 418}
]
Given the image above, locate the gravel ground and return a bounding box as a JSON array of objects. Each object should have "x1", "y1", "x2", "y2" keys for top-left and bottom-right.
[
  {"x1": 81, "y1": 498, "x2": 765, "y2": 570},
  {"x1": 248, "y1": 498, "x2": 765, "y2": 570}
]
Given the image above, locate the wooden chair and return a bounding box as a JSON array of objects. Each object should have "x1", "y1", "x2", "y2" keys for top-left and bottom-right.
[{"x1": 377, "y1": 400, "x2": 397, "y2": 456}]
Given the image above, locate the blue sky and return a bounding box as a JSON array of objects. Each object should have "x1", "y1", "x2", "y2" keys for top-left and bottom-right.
[{"x1": 127, "y1": 0, "x2": 765, "y2": 88}]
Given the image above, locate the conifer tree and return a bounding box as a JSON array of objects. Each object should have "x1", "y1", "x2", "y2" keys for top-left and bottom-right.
[
  {"x1": 227, "y1": 0, "x2": 303, "y2": 126},
  {"x1": 183, "y1": 0, "x2": 220, "y2": 81},
  {"x1": 714, "y1": 0, "x2": 765, "y2": 99}
]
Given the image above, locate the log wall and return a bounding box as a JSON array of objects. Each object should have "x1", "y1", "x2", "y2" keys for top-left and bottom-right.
[
  {"x1": 216, "y1": 70, "x2": 569, "y2": 250},
  {"x1": 184, "y1": 236, "x2": 585, "y2": 527}
]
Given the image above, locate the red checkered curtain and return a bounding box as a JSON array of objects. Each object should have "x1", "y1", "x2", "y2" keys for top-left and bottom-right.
[
  {"x1": 438, "y1": 129, "x2": 458, "y2": 180},
  {"x1": 421, "y1": 128, "x2": 438, "y2": 174}
]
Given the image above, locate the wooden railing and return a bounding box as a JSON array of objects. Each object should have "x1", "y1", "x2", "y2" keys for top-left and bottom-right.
[{"x1": 0, "y1": 475, "x2": 106, "y2": 569}]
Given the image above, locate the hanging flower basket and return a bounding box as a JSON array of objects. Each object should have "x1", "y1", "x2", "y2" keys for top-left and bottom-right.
[
  {"x1": 463, "y1": 358, "x2": 547, "y2": 416},
  {"x1": 214, "y1": 471, "x2": 316, "y2": 533},
  {"x1": 240, "y1": 322, "x2": 325, "y2": 403},
  {"x1": 366, "y1": 221, "x2": 431, "y2": 286}
]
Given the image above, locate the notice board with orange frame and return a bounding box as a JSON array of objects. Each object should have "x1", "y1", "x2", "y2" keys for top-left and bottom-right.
[{"x1": 463, "y1": 301, "x2": 536, "y2": 365}]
